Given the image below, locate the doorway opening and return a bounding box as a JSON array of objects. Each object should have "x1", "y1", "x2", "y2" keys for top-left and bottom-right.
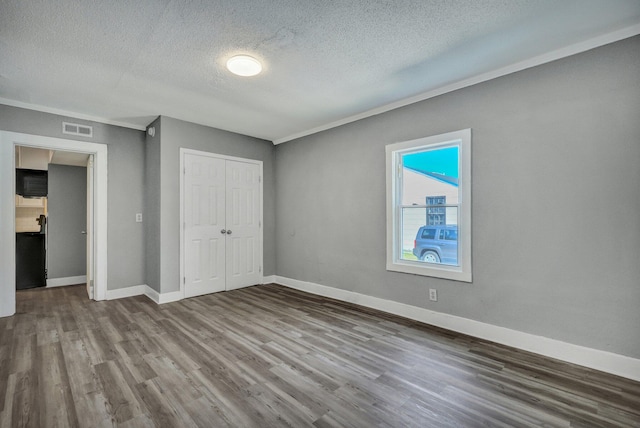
[
  {"x1": 0, "y1": 131, "x2": 108, "y2": 317},
  {"x1": 15, "y1": 146, "x2": 90, "y2": 292}
]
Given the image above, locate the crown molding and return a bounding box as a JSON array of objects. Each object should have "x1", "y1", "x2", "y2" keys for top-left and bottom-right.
[{"x1": 273, "y1": 23, "x2": 640, "y2": 145}]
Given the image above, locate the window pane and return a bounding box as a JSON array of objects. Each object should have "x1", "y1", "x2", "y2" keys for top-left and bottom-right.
[
  {"x1": 401, "y1": 206, "x2": 459, "y2": 266},
  {"x1": 401, "y1": 146, "x2": 459, "y2": 206},
  {"x1": 400, "y1": 146, "x2": 459, "y2": 266}
]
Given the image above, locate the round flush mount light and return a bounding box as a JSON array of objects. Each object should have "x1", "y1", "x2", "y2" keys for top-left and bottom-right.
[{"x1": 226, "y1": 55, "x2": 262, "y2": 77}]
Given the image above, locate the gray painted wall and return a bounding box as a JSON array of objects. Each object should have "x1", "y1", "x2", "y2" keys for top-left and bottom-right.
[
  {"x1": 47, "y1": 164, "x2": 87, "y2": 279},
  {"x1": 0, "y1": 105, "x2": 146, "y2": 291},
  {"x1": 275, "y1": 36, "x2": 640, "y2": 359},
  {"x1": 154, "y1": 116, "x2": 276, "y2": 294}
]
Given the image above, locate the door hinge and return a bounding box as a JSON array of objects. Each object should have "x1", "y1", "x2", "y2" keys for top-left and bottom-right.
[
  {"x1": 259, "y1": 175, "x2": 262, "y2": 183},
  {"x1": 183, "y1": 277, "x2": 186, "y2": 284},
  {"x1": 259, "y1": 220, "x2": 261, "y2": 228},
  {"x1": 259, "y1": 266, "x2": 262, "y2": 273}
]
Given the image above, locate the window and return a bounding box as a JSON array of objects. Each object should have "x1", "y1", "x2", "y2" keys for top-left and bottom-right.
[{"x1": 386, "y1": 129, "x2": 471, "y2": 282}]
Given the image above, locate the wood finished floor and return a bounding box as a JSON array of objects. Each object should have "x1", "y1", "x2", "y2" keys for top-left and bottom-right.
[{"x1": 1, "y1": 284, "x2": 639, "y2": 428}]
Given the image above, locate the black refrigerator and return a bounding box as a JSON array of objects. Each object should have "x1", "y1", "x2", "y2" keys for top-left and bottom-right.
[{"x1": 16, "y1": 232, "x2": 46, "y2": 289}]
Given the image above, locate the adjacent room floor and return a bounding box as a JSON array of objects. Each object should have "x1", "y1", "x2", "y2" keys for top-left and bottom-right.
[{"x1": 1, "y1": 284, "x2": 639, "y2": 427}]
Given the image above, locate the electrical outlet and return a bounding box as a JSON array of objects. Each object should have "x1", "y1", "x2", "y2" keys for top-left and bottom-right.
[
  {"x1": 136, "y1": 213, "x2": 143, "y2": 223},
  {"x1": 429, "y1": 288, "x2": 437, "y2": 302}
]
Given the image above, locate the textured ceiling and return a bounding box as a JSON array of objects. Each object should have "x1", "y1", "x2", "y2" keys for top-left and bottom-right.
[{"x1": 1, "y1": 1, "x2": 639, "y2": 144}]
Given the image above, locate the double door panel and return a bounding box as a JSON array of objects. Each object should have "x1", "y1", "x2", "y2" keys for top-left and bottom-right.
[{"x1": 184, "y1": 154, "x2": 260, "y2": 298}]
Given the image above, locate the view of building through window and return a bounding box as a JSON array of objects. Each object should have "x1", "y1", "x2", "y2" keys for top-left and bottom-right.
[
  {"x1": 426, "y1": 196, "x2": 446, "y2": 225},
  {"x1": 400, "y1": 146, "x2": 459, "y2": 266}
]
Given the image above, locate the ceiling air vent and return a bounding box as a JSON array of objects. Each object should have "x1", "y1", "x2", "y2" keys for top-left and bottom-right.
[{"x1": 62, "y1": 122, "x2": 93, "y2": 137}]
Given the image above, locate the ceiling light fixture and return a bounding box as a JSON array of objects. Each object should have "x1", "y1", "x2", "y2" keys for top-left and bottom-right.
[{"x1": 226, "y1": 55, "x2": 262, "y2": 77}]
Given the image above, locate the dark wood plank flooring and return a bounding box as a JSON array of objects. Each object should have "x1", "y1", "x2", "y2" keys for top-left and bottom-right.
[{"x1": 1, "y1": 284, "x2": 639, "y2": 427}]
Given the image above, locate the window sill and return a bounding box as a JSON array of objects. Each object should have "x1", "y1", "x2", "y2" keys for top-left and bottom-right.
[{"x1": 386, "y1": 260, "x2": 472, "y2": 282}]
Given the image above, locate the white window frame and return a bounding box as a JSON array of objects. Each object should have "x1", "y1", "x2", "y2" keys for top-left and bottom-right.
[{"x1": 386, "y1": 129, "x2": 472, "y2": 282}]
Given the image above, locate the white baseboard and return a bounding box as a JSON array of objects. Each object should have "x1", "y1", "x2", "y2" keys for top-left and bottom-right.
[
  {"x1": 47, "y1": 275, "x2": 87, "y2": 288},
  {"x1": 143, "y1": 286, "x2": 160, "y2": 303},
  {"x1": 139, "y1": 286, "x2": 182, "y2": 304},
  {"x1": 274, "y1": 275, "x2": 640, "y2": 383},
  {"x1": 105, "y1": 284, "x2": 146, "y2": 300},
  {"x1": 154, "y1": 289, "x2": 182, "y2": 304},
  {"x1": 262, "y1": 275, "x2": 276, "y2": 284},
  {"x1": 105, "y1": 277, "x2": 277, "y2": 304},
  {"x1": 104, "y1": 284, "x2": 181, "y2": 304}
]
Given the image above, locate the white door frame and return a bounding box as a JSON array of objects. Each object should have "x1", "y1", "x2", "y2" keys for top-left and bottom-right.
[
  {"x1": 86, "y1": 154, "x2": 95, "y2": 299},
  {"x1": 179, "y1": 148, "x2": 263, "y2": 299},
  {"x1": 0, "y1": 131, "x2": 108, "y2": 317}
]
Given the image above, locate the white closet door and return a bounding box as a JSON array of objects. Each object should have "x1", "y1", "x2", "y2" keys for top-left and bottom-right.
[
  {"x1": 184, "y1": 154, "x2": 226, "y2": 298},
  {"x1": 225, "y1": 160, "x2": 261, "y2": 290}
]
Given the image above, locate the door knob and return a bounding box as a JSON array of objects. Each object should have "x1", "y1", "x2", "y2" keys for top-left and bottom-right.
[
  {"x1": 220, "y1": 229, "x2": 227, "y2": 234},
  {"x1": 226, "y1": 230, "x2": 232, "y2": 235},
  {"x1": 81, "y1": 231, "x2": 87, "y2": 235}
]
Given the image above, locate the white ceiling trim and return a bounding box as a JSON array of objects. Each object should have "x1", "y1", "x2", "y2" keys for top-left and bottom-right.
[
  {"x1": 0, "y1": 97, "x2": 148, "y2": 132},
  {"x1": 273, "y1": 23, "x2": 640, "y2": 145}
]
